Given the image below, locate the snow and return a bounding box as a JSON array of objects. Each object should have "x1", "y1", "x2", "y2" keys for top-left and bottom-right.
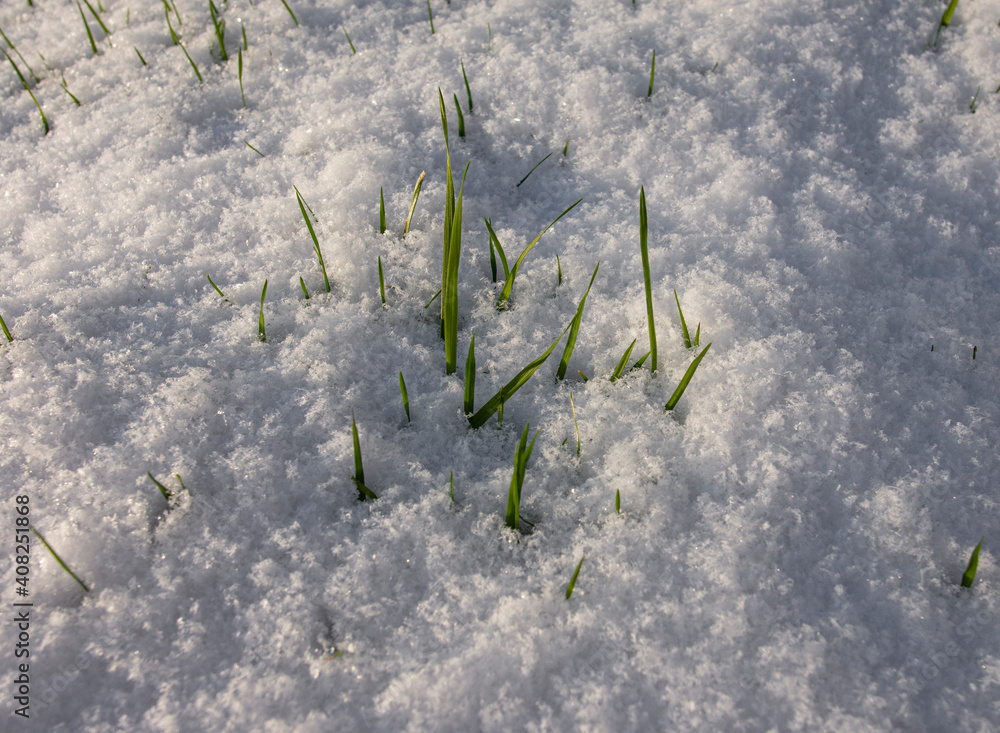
[{"x1": 2, "y1": 0, "x2": 999, "y2": 729}]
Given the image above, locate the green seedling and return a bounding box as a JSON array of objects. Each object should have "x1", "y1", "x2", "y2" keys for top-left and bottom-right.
[
  {"x1": 570, "y1": 391, "x2": 580, "y2": 456},
  {"x1": 665, "y1": 343, "x2": 712, "y2": 410},
  {"x1": 427, "y1": 0, "x2": 434, "y2": 34},
  {"x1": 6, "y1": 53, "x2": 48, "y2": 134},
  {"x1": 0, "y1": 312, "x2": 12, "y2": 342},
  {"x1": 578, "y1": 370, "x2": 588, "y2": 381},
  {"x1": 244, "y1": 140, "x2": 264, "y2": 157},
  {"x1": 0, "y1": 24, "x2": 40, "y2": 83},
  {"x1": 562, "y1": 139, "x2": 569, "y2": 156},
  {"x1": 674, "y1": 289, "x2": 700, "y2": 348},
  {"x1": 134, "y1": 46, "x2": 147, "y2": 65},
  {"x1": 148, "y1": 471, "x2": 172, "y2": 502},
  {"x1": 299, "y1": 276, "x2": 310, "y2": 299},
  {"x1": 83, "y1": 0, "x2": 111, "y2": 37},
  {"x1": 962, "y1": 536, "x2": 984, "y2": 587},
  {"x1": 935, "y1": 0, "x2": 959, "y2": 46},
  {"x1": 294, "y1": 187, "x2": 330, "y2": 292},
  {"x1": 610, "y1": 339, "x2": 636, "y2": 382},
  {"x1": 238, "y1": 48, "x2": 245, "y2": 107},
  {"x1": 378, "y1": 256, "x2": 386, "y2": 304},
  {"x1": 343, "y1": 27, "x2": 356, "y2": 54},
  {"x1": 461, "y1": 60, "x2": 473, "y2": 111},
  {"x1": 506, "y1": 422, "x2": 541, "y2": 531},
  {"x1": 469, "y1": 320, "x2": 572, "y2": 428},
  {"x1": 403, "y1": 170, "x2": 425, "y2": 234},
  {"x1": 565, "y1": 556, "x2": 584, "y2": 599},
  {"x1": 379, "y1": 187, "x2": 386, "y2": 233},
  {"x1": 556, "y1": 255, "x2": 562, "y2": 286},
  {"x1": 647, "y1": 49, "x2": 656, "y2": 97},
  {"x1": 179, "y1": 42, "x2": 203, "y2": 83},
  {"x1": 257, "y1": 279, "x2": 267, "y2": 341},
  {"x1": 399, "y1": 371, "x2": 410, "y2": 421},
  {"x1": 639, "y1": 186, "x2": 657, "y2": 372},
  {"x1": 351, "y1": 410, "x2": 377, "y2": 501},
  {"x1": 615, "y1": 489, "x2": 620, "y2": 514},
  {"x1": 206, "y1": 273, "x2": 227, "y2": 300},
  {"x1": 31, "y1": 526, "x2": 89, "y2": 593},
  {"x1": 971, "y1": 86, "x2": 981, "y2": 113},
  {"x1": 76, "y1": 2, "x2": 99, "y2": 54},
  {"x1": 517, "y1": 152, "x2": 551, "y2": 187},
  {"x1": 453, "y1": 93, "x2": 465, "y2": 137},
  {"x1": 424, "y1": 288, "x2": 441, "y2": 308},
  {"x1": 557, "y1": 261, "x2": 600, "y2": 379},
  {"x1": 464, "y1": 332, "x2": 476, "y2": 414},
  {"x1": 488, "y1": 198, "x2": 583, "y2": 309},
  {"x1": 280, "y1": 0, "x2": 299, "y2": 26}
]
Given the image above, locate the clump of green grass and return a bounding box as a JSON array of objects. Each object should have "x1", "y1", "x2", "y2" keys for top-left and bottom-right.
[
  {"x1": 294, "y1": 186, "x2": 330, "y2": 292},
  {"x1": 674, "y1": 289, "x2": 700, "y2": 348},
  {"x1": 403, "y1": 171, "x2": 425, "y2": 234},
  {"x1": 506, "y1": 422, "x2": 541, "y2": 531},
  {"x1": 517, "y1": 152, "x2": 551, "y2": 187},
  {"x1": 31, "y1": 526, "x2": 89, "y2": 592},
  {"x1": 238, "y1": 48, "x2": 245, "y2": 107},
  {"x1": 557, "y1": 262, "x2": 599, "y2": 380},
  {"x1": 343, "y1": 27, "x2": 356, "y2": 54},
  {"x1": 962, "y1": 536, "x2": 984, "y2": 588},
  {"x1": 639, "y1": 186, "x2": 657, "y2": 372},
  {"x1": 257, "y1": 279, "x2": 267, "y2": 341},
  {"x1": 280, "y1": 0, "x2": 299, "y2": 27},
  {"x1": 206, "y1": 273, "x2": 227, "y2": 300},
  {"x1": 565, "y1": 555, "x2": 584, "y2": 599},
  {"x1": 464, "y1": 332, "x2": 476, "y2": 415},
  {"x1": 399, "y1": 371, "x2": 410, "y2": 421},
  {"x1": 5, "y1": 53, "x2": 47, "y2": 134},
  {"x1": 665, "y1": 343, "x2": 712, "y2": 411},
  {"x1": 351, "y1": 410, "x2": 377, "y2": 501},
  {"x1": 379, "y1": 187, "x2": 386, "y2": 233},
  {"x1": 468, "y1": 320, "x2": 571, "y2": 428},
  {"x1": 0, "y1": 312, "x2": 12, "y2": 342},
  {"x1": 934, "y1": 0, "x2": 959, "y2": 46},
  {"x1": 378, "y1": 256, "x2": 386, "y2": 304},
  {"x1": 486, "y1": 198, "x2": 583, "y2": 309}
]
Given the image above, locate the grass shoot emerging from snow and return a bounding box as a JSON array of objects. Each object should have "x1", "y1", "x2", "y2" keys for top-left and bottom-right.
[
  {"x1": 935, "y1": 0, "x2": 960, "y2": 46},
  {"x1": 31, "y1": 526, "x2": 90, "y2": 593},
  {"x1": 378, "y1": 256, "x2": 386, "y2": 304},
  {"x1": 611, "y1": 339, "x2": 636, "y2": 382},
  {"x1": 962, "y1": 536, "x2": 984, "y2": 588},
  {"x1": 0, "y1": 24, "x2": 39, "y2": 83},
  {"x1": 615, "y1": 489, "x2": 621, "y2": 514},
  {"x1": 257, "y1": 279, "x2": 267, "y2": 342},
  {"x1": 76, "y1": 1, "x2": 98, "y2": 55},
  {"x1": 565, "y1": 556, "x2": 584, "y2": 599},
  {"x1": 461, "y1": 60, "x2": 473, "y2": 111},
  {"x1": 648, "y1": 50, "x2": 656, "y2": 97},
  {"x1": 403, "y1": 171, "x2": 425, "y2": 235},
  {"x1": 379, "y1": 187, "x2": 386, "y2": 233},
  {"x1": 179, "y1": 42, "x2": 203, "y2": 84},
  {"x1": 639, "y1": 186, "x2": 657, "y2": 372},
  {"x1": 439, "y1": 89, "x2": 470, "y2": 374},
  {"x1": 205, "y1": 273, "x2": 227, "y2": 300},
  {"x1": 674, "y1": 289, "x2": 700, "y2": 348},
  {"x1": 209, "y1": 0, "x2": 228, "y2": 61},
  {"x1": 557, "y1": 261, "x2": 599, "y2": 380},
  {"x1": 506, "y1": 422, "x2": 541, "y2": 531},
  {"x1": 0, "y1": 312, "x2": 12, "y2": 342},
  {"x1": 299, "y1": 276, "x2": 310, "y2": 300},
  {"x1": 280, "y1": 0, "x2": 299, "y2": 27},
  {"x1": 464, "y1": 332, "x2": 476, "y2": 415},
  {"x1": 351, "y1": 410, "x2": 377, "y2": 501},
  {"x1": 517, "y1": 152, "x2": 552, "y2": 187},
  {"x1": 399, "y1": 371, "x2": 410, "y2": 422},
  {"x1": 665, "y1": 343, "x2": 712, "y2": 411},
  {"x1": 6, "y1": 52, "x2": 48, "y2": 134},
  {"x1": 147, "y1": 471, "x2": 173, "y2": 502},
  {"x1": 294, "y1": 187, "x2": 331, "y2": 292},
  {"x1": 453, "y1": 94, "x2": 465, "y2": 137},
  {"x1": 238, "y1": 48, "x2": 245, "y2": 107}
]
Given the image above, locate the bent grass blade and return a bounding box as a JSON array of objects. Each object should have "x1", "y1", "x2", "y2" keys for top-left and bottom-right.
[{"x1": 403, "y1": 171, "x2": 426, "y2": 234}]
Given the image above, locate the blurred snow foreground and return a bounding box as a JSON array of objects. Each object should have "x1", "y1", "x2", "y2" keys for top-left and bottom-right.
[{"x1": 1, "y1": 0, "x2": 1000, "y2": 730}]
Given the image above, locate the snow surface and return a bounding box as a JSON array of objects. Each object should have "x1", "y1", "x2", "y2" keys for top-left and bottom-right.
[{"x1": 2, "y1": 0, "x2": 1000, "y2": 729}]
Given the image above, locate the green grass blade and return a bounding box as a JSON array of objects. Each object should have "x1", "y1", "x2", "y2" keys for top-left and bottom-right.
[
  {"x1": 615, "y1": 489, "x2": 620, "y2": 514},
  {"x1": 30, "y1": 526, "x2": 90, "y2": 592},
  {"x1": 427, "y1": 0, "x2": 434, "y2": 34},
  {"x1": 516, "y1": 152, "x2": 551, "y2": 187},
  {"x1": 639, "y1": 186, "x2": 657, "y2": 372},
  {"x1": 610, "y1": 339, "x2": 636, "y2": 382},
  {"x1": 630, "y1": 350, "x2": 650, "y2": 371},
  {"x1": 506, "y1": 423, "x2": 530, "y2": 530},
  {"x1": 351, "y1": 410, "x2": 377, "y2": 501},
  {"x1": 443, "y1": 161, "x2": 470, "y2": 374},
  {"x1": 134, "y1": 45, "x2": 147, "y2": 65},
  {"x1": 343, "y1": 27, "x2": 356, "y2": 54},
  {"x1": 647, "y1": 49, "x2": 655, "y2": 97},
  {"x1": 439, "y1": 89, "x2": 455, "y2": 327},
  {"x1": 77, "y1": 2, "x2": 99, "y2": 55},
  {"x1": 497, "y1": 198, "x2": 583, "y2": 308},
  {"x1": 935, "y1": 0, "x2": 959, "y2": 45},
  {"x1": 557, "y1": 261, "x2": 600, "y2": 379},
  {"x1": 0, "y1": 312, "x2": 12, "y2": 342},
  {"x1": 238, "y1": 48, "x2": 245, "y2": 107},
  {"x1": 5, "y1": 53, "x2": 47, "y2": 134},
  {"x1": 461, "y1": 60, "x2": 473, "y2": 111},
  {"x1": 570, "y1": 390, "x2": 580, "y2": 456},
  {"x1": 423, "y1": 288, "x2": 442, "y2": 308},
  {"x1": 464, "y1": 332, "x2": 476, "y2": 415},
  {"x1": 379, "y1": 187, "x2": 386, "y2": 233},
  {"x1": 489, "y1": 229, "x2": 498, "y2": 282},
  {"x1": 244, "y1": 141, "x2": 264, "y2": 157},
  {"x1": 378, "y1": 256, "x2": 386, "y2": 304},
  {"x1": 693, "y1": 323, "x2": 700, "y2": 348},
  {"x1": 674, "y1": 289, "x2": 693, "y2": 348},
  {"x1": 258, "y1": 279, "x2": 267, "y2": 341},
  {"x1": 60, "y1": 75, "x2": 82, "y2": 104},
  {"x1": 487, "y1": 23, "x2": 492, "y2": 52},
  {"x1": 299, "y1": 276, "x2": 310, "y2": 300},
  {"x1": 179, "y1": 42, "x2": 203, "y2": 84},
  {"x1": 209, "y1": 0, "x2": 228, "y2": 60},
  {"x1": 962, "y1": 536, "x2": 984, "y2": 587},
  {"x1": 403, "y1": 170, "x2": 425, "y2": 234},
  {"x1": 665, "y1": 342, "x2": 712, "y2": 411},
  {"x1": 164, "y1": 5, "x2": 179, "y2": 45},
  {"x1": 469, "y1": 320, "x2": 571, "y2": 428},
  {"x1": 1, "y1": 24, "x2": 40, "y2": 83},
  {"x1": 453, "y1": 93, "x2": 465, "y2": 138},
  {"x1": 399, "y1": 372, "x2": 410, "y2": 422},
  {"x1": 280, "y1": 0, "x2": 298, "y2": 26},
  {"x1": 242, "y1": 23, "x2": 247, "y2": 50},
  {"x1": 295, "y1": 187, "x2": 330, "y2": 292},
  {"x1": 449, "y1": 470, "x2": 455, "y2": 503},
  {"x1": 556, "y1": 255, "x2": 562, "y2": 286},
  {"x1": 484, "y1": 217, "x2": 510, "y2": 281},
  {"x1": 565, "y1": 556, "x2": 584, "y2": 599},
  {"x1": 563, "y1": 139, "x2": 569, "y2": 156},
  {"x1": 148, "y1": 471, "x2": 172, "y2": 501},
  {"x1": 577, "y1": 370, "x2": 588, "y2": 382},
  {"x1": 206, "y1": 273, "x2": 227, "y2": 300}
]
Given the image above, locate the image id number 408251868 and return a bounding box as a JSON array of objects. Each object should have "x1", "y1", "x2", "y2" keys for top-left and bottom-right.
[{"x1": 13, "y1": 494, "x2": 32, "y2": 720}]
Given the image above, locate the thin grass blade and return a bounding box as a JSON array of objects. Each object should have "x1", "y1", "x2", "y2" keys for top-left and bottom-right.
[
  {"x1": 461, "y1": 60, "x2": 473, "y2": 111},
  {"x1": 378, "y1": 256, "x2": 386, "y2": 304},
  {"x1": 639, "y1": 186, "x2": 657, "y2": 372},
  {"x1": 443, "y1": 162, "x2": 470, "y2": 374},
  {"x1": 5, "y1": 53, "x2": 47, "y2": 134},
  {"x1": 665, "y1": 342, "x2": 712, "y2": 410},
  {"x1": 403, "y1": 170, "x2": 425, "y2": 234},
  {"x1": 674, "y1": 289, "x2": 692, "y2": 348},
  {"x1": 245, "y1": 140, "x2": 264, "y2": 157},
  {"x1": 557, "y1": 261, "x2": 600, "y2": 379},
  {"x1": 77, "y1": 2, "x2": 98, "y2": 54},
  {"x1": 179, "y1": 42, "x2": 203, "y2": 83},
  {"x1": 0, "y1": 312, "x2": 12, "y2": 342},
  {"x1": 280, "y1": 0, "x2": 298, "y2": 26},
  {"x1": 556, "y1": 255, "x2": 562, "y2": 286},
  {"x1": 517, "y1": 152, "x2": 551, "y2": 187},
  {"x1": 206, "y1": 273, "x2": 227, "y2": 300},
  {"x1": 453, "y1": 93, "x2": 465, "y2": 138},
  {"x1": 484, "y1": 217, "x2": 510, "y2": 281},
  {"x1": 610, "y1": 339, "x2": 637, "y2": 382},
  {"x1": 351, "y1": 410, "x2": 377, "y2": 501},
  {"x1": 299, "y1": 276, "x2": 310, "y2": 299},
  {"x1": 399, "y1": 371, "x2": 411, "y2": 422},
  {"x1": 962, "y1": 536, "x2": 984, "y2": 587},
  {"x1": 30, "y1": 526, "x2": 90, "y2": 592},
  {"x1": 379, "y1": 187, "x2": 386, "y2": 233},
  {"x1": 148, "y1": 471, "x2": 172, "y2": 501},
  {"x1": 343, "y1": 27, "x2": 356, "y2": 54},
  {"x1": 647, "y1": 49, "x2": 655, "y2": 97},
  {"x1": 464, "y1": 332, "x2": 476, "y2": 415},
  {"x1": 295, "y1": 187, "x2": 330, "y2": 292},
  {"x1": 258, "y1": 279, "x2": 267, "y2": 342},
  {"x1": 565, "y1": 556, "x2": 584, "y2": 599}
]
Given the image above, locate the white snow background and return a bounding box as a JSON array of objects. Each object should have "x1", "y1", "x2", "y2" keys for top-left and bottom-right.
[{"x1": 2, "y1": 0, "x2": 999, "y2": 729}]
